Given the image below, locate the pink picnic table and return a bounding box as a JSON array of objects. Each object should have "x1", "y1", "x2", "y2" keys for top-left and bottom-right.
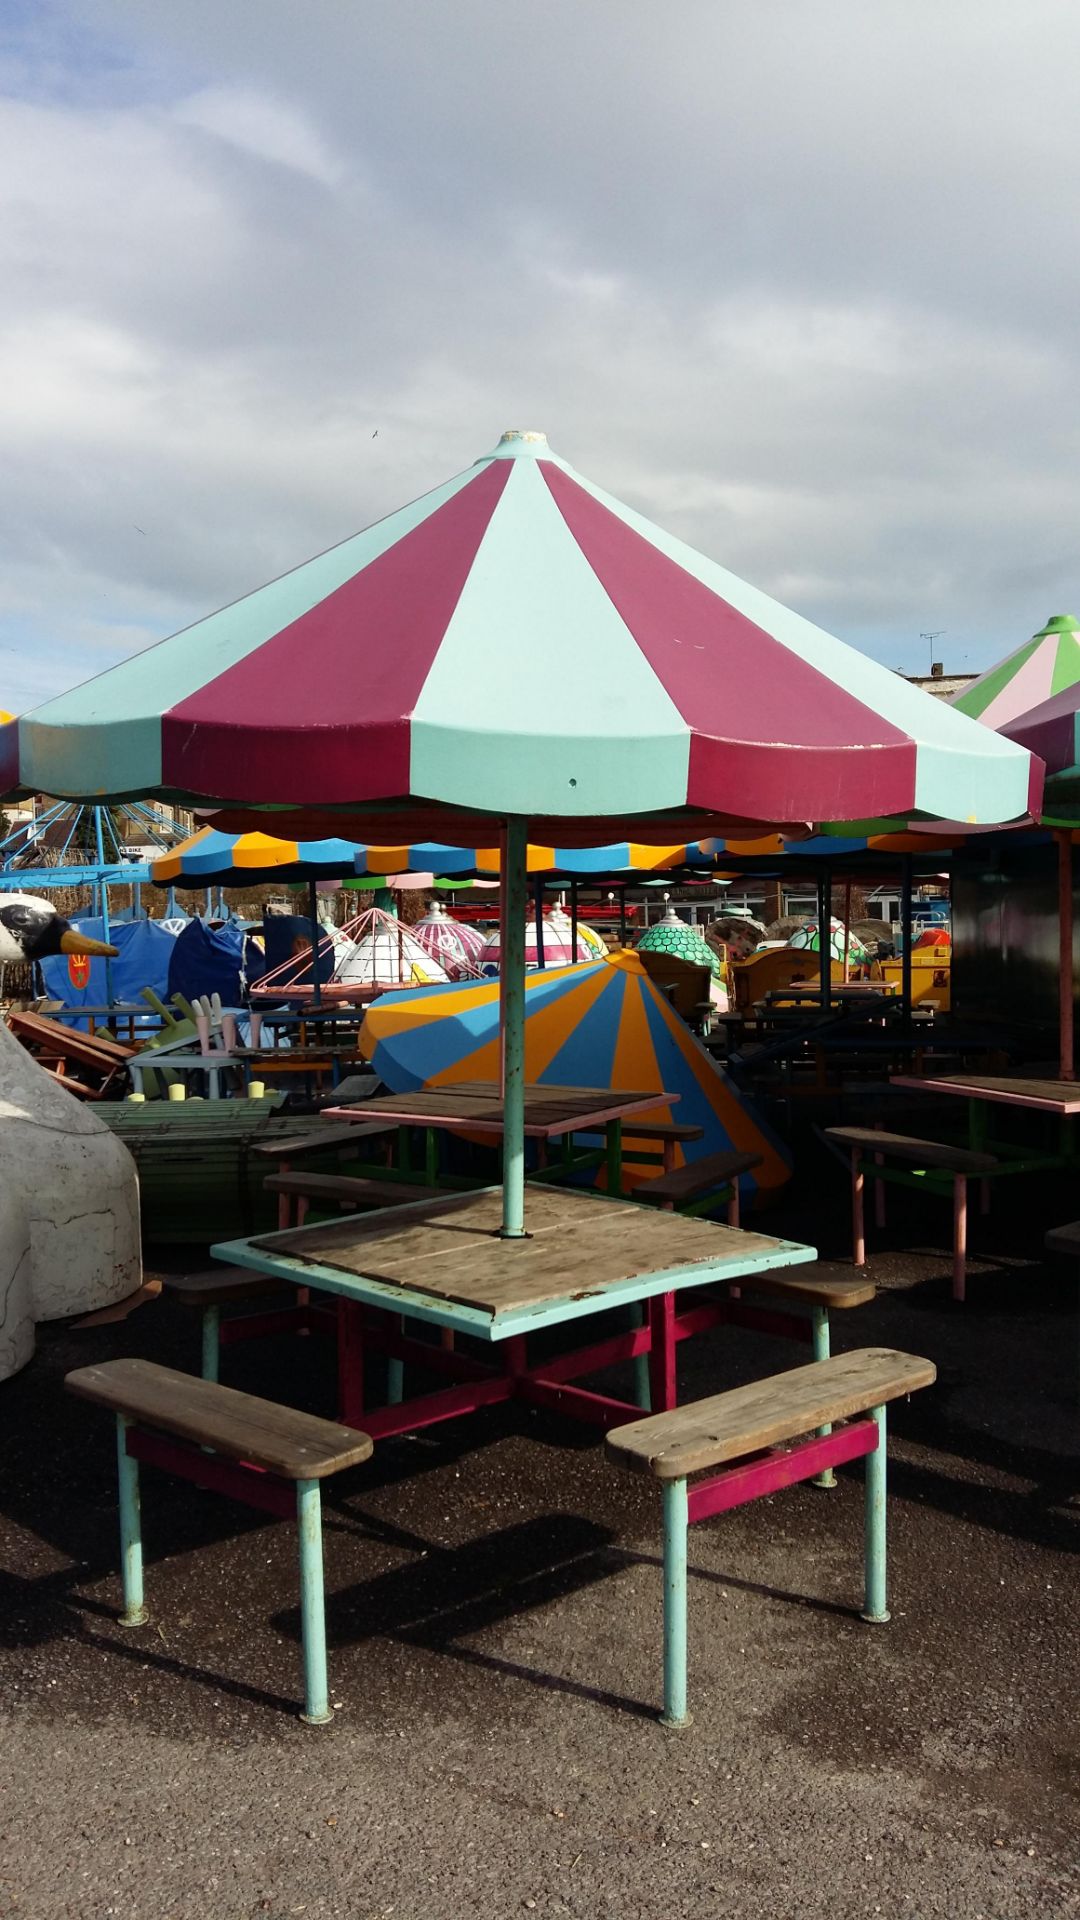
[{"x1": 321, "y1": 1080, "x2": 682, "y2": 1192}]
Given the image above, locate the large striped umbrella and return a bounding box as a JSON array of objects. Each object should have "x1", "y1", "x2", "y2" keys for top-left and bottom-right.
[
  {"x1": 2, "y1": 428, "x2": 1041, "y2": 1233},
  {"x1": 952, "y1": 614, "x2": 1080, "y2": 731},
  {"x1": 360, "y1": 948, "x2": 790, "y2": 1203},
  {"x1": 3, "y1": 429, "x2": 1036, "y2": 828}
]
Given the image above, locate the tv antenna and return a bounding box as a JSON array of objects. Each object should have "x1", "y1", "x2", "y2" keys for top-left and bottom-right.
[{"x1": 920, "y1": 630, "x2": 945, "y2": 673}]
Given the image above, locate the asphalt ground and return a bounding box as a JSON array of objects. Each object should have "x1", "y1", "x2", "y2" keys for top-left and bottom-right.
[{"x1": 1, "y1": 1173, "x2": 1078, "y2": 1919}]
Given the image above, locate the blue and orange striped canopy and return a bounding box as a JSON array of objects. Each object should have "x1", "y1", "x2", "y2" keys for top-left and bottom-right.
[
  {"x1": 151, "y1": 823, "x2": 718, "y2": 885},
  {"x1": 360, "y1": 948, "x2": 790, "y2": 1202}
]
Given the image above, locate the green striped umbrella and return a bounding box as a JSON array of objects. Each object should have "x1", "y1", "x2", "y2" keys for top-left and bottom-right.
[{"x1": 952, "y1": 614, "x2": 1080, "y2": 730}]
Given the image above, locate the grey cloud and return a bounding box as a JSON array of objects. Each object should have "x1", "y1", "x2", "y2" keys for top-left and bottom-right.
[{"x1": 1, "y1": 0, "x2": 1079, "y2": 710}]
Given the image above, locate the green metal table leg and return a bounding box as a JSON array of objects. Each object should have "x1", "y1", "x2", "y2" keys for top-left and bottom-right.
[
  {"x1": 661, "y1": 1477, "x2": 691, "y2": 1727},
  {"x1": 425, "y1": 1126, "x2": 439, "y2": 1187},
  {"x1": 116, "y1": 1415, "x2": 148, "y2": 1626},
  {"x1": 201, "y1": 1305, "x2": 221, "y2": 1384},
  {"x1": 387, "y1": 1315, "x2": 405, "y2": 1404},
  {"x1": 397, "y1": 1125, "x2": 412, "y2": 1176},
  {"x1": 606, "y1": 1118, "x2": 623, "y2": 1198},
  {"x1": 811, "y1": 1306, "x2": 835, "y2": 1489},
  {"x1": 860, "y1": 1405, "x2": 890, "y2": 1623},
  {"x1": 296, "y1": 1478, "x2": 333, "y2": 1725}
]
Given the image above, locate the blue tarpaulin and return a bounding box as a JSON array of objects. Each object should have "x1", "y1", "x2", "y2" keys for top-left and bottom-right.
[
  {"x1": 39, "y1": 917, "x2": 178, "y2": 1029},
  {"x1": 167, "y1": 917, "x2": 246, "y2": 1008}
]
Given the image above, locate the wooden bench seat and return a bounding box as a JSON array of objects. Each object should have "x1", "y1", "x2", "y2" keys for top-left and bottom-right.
[
  {"x1": 724, "y1": 1270, "x2": 874, "y2": 1311},
  {"x1": 635, "y1": 1150, "x2": 763, "y2": 1226},
  {"x1": 824, "y1": 1127, "x2": 1000, "y2": 1304},
  {"x1": 66, "y1": 1358, "x2": 372, "y2": 1725},
  {"x1": 825, "y1": 1127, "x2": 998, "y2": 1176},
  {"x1": 606, "y1": 1348, "x2": 936, "y2": 1726},
  {"x1": 264, "y1": 1170, "x2": 449, "y2": 1235},
  {"x1": 161, "y1": 1266, "x2": 310, "y2": 1383},
  {"x1": 252, "y1": 1119, "x2": 397, "y2": 1164}
]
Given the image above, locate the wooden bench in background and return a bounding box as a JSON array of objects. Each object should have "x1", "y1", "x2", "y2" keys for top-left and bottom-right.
[
  {"x1": 606, "y1": 1347, "x2": 936, "y2": 1727},
  {"x1": 253, "y1": 1120, "x2": 398, "y2": 1226},
  {"x1": 824, "y1": 1126, "x2": 999, "y2": 1303},
  {"x1": 635, "y1": 1150, "x2": 763, "y2": 1226},
  {"x1": 65, "y1": 1358, "x2": 372, "y2": 1725},
  {"x1": 264, "y1": 1169, "x2": 450, "y2": 1230}
]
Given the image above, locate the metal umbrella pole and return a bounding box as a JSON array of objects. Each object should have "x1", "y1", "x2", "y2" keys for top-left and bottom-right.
[
  {"x1": 1057, "y1": 830, "x2": 1074, "y2": 1080},
  {"x1": 500, "y1": 816, "x2": 528, "y2": 1238}
]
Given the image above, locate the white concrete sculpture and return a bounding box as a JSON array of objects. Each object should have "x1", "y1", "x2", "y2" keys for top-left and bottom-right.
[{"x1": 0, "y1": 896, "x2": 140, "y2": 1380}]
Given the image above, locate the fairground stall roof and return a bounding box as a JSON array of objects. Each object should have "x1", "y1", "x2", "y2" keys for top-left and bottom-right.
[{"x1": 0, "y1": 431, "x2": 1039, "y2": 831}]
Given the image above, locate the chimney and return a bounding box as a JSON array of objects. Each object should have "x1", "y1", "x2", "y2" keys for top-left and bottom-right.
[{"x1": 930, "y1": 661, "x2": 943, "y2": 678}]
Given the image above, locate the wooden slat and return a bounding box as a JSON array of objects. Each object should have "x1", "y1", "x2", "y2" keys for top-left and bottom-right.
[
  {"x1": 619, "y1": 1122, "x2": 705, "y2": 1144},
  {"x1": 728, "y1": 1270, "x2": 875, "y2": 1310},
  {"x1": 251, "y1": 1186, "x2": 785, "y2": 1317},
  {"x1": 1045, "y1": 1222, "x2": 1080, "y2": 1257},
  {"x1": 606, "y1": 1348, "x2": 937, "y2": 1479},
  {"x1": 252, "y1": 1120, "x2": 397, "y2": 1160},
  {"x1": 65, "y1": 1358, "x2": 372, "y2": 1479},
  {"x1": 265, "y1": 1172, "x2": 448, "y2": 1208},
  {"x1": 328, "y1": 1082, "x2": 675, "y2": 1138},
  {"x1": 824, "y1": 1127, "x2": 998, "y2": 1175},
  {"x1": 636, "y1": 1150, "x2": 763, "y2": 1205},
  {"x1": 162, "y1": 1268, "x2": 295, "y2": 1308},
  {"x1": 891, "y1": 1072, "x2": 1080, "y2": 1115}
]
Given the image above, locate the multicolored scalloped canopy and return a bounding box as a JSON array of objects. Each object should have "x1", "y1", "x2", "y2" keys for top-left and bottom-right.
[{"x1": 1, "y1": 430, "x2": 1038, "y2": 829}]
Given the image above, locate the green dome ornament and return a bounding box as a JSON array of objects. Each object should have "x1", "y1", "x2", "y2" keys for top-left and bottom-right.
[
  {"x1": 786, "y1": 919, "x2": 869, "y2": 964},
  {"x1": 636, "y1": 907, "x2": 725, "y2": 980}
]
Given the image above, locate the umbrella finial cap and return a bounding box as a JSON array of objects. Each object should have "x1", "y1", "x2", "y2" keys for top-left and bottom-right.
[
  {"x1": 1035, "y1": 613, "x2": 1080, "y2": 637},
  {"x1": 488, "y1": 429, "x2": 551, "y2": 460}
]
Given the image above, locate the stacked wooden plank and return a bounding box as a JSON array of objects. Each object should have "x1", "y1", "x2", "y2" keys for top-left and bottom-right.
[{"x1": 4, "y1": 1009, "x2": 135, "y2": 1101}]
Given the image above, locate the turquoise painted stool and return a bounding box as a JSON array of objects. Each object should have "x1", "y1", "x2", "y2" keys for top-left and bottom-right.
[
  {"x1": 606, "y1": 1347, "x2": 936, "y2": 1727},
  {"x1": 65, "y1": 1357, "x2": 372, "y2": 1725}
]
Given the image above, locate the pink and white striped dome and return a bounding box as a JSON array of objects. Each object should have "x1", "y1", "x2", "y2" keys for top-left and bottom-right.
[
  {"x1": 413, "y1": 901, "x2": 485, "y2": 981},
  {"x1": 479, "y1": 906, "x2": 596, "y2": 977}
]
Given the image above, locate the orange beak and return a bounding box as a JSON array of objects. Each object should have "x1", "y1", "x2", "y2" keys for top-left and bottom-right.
[{"x1": 59, "y1": 929, "x2": 119, "y2": 958}]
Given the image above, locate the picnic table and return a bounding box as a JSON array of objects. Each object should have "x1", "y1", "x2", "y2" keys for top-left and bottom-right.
[
  {"x1": 213, "y1": 1185, "x2": 817, "y2": 1439},
  {"x1": 321, "y1": 1081, "x2": 680, "y2": 1194},
  {"x1": 890, "y1": 1070, "x2": 1080, "y2": 1168}
]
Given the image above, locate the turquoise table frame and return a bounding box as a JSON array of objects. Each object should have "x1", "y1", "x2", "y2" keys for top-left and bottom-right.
[{"x1": 213, "y1": 1188, "x2": 817, "y2": 1440}]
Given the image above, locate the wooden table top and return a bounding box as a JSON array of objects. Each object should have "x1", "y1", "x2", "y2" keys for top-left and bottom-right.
[
  {"x1": 891, "y1": 1072, "x2": 1080, "y2": 1114},
  {"x1": 214, "y1": 1186, "x2": 815, "y2": 1338},
  {"x1": 321, "y1": 1081, "x2": 675, "y2": 1137}
]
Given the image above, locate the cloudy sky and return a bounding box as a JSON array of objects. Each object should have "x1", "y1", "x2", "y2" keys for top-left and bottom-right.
[{"x1": 3, "y1": 0, "x2": 1079, "y2": 713}]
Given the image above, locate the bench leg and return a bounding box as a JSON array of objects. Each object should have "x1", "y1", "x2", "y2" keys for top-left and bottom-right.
[
  {"x1": 851, "y1": 1149, "x2": 866, "y2": 1266},
  {"x1": 953, "y1": 1175, "x2": 967, "y2": 1304},
  {"x1": 116, "y1": 1416, "x2": 148, "y2": 1627},
  {"x1": 860, "y1": 1405, "x2": 890, "y2": 1624},
  {"x1": 726, "y1": 1181, "x2": 740, "y2": 1229},
  {"x1": 296, "y1": 1478, "x2": 333, "y2": 1725},
  {"x1": 660, "y1": 1477, "x2": 691, "y2": 1728},
  {"x1": 810, "y1": 1307, "x2": 836, "y2": 1490},
  {"x1": 201, "y1": 1305, "x2": 221, "y2": 1384}
]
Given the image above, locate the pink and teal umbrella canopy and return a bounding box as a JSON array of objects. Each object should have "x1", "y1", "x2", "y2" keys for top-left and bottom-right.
[
  {"x1": 952, "y1": 614, "x2": 1080, "y2": 731},
  {"x1": 1, "y1": 430, "x2": 1038, "y2": 829},
  {"x1": 1003, "y1": 680, "x2": 1080, "y2": 781}
]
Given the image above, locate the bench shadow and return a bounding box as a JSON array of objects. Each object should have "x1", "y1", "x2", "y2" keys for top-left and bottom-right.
[{"x1": 280, "y1": 1511, "x2": 657, "y2": 1722}]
